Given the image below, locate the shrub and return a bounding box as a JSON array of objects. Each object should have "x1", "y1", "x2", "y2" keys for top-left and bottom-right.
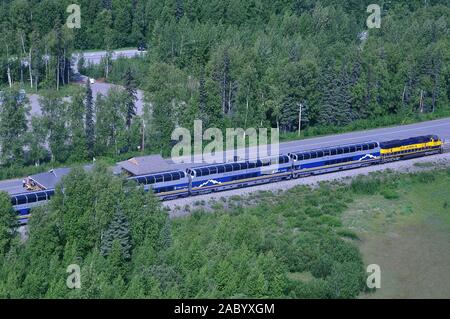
[
  {"x1": 310, "y1": 255, "x2": 334, "y2": 278},
  {"x1": 336, "y1": 229, "x2": 359, "y2": 240},
  {"x1": 350, "y1": 176, "x2": 381, "y2": 195},
  {"x1": 412, "y1": 171, "x2": 436, "y2": 183},
  {"x1": 380, "y1": 188, "x2": 400, "y2": 200}
]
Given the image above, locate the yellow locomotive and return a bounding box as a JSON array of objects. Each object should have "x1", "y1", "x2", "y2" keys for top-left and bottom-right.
[{"x1": 380, "y1": 135, "x2": 443, "y2": 161}]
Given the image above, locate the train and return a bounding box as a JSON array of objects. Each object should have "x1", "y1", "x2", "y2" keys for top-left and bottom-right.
[{"x1": 10, "y1": 135, "x2": 444, "y2": 224}]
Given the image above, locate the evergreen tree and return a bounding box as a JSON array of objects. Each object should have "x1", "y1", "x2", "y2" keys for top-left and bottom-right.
[
  {"x1": 318, "y1": 64, "x2": 355, "y2": 127},
  {"x1": 0, "y1": 89, "x2": 29, "y2": 165},
  {"x1": 112, "y1": 0, "x2": 132, "y2": 47},
  {"x1": 68, "y1": 91, "x2": 88, "y2": 161},
  {"x1": 123, "y1": 68, "x2": 137, "y2": 131},
  {"x1": 175, "y1": 0, "x2": 185, "y2": 22},
  {"x1": 0, "y1": 192, "x2": 16, "y2": 256},
  {"x1": 157, "y1": 219, "x2": 172, "y2": 251},
  {"x1": 102, "y1": 0, "x2": 112, "y2": 10},
  {"x1": 101, "y1": 209, "x2": 132, "y2": 261}
]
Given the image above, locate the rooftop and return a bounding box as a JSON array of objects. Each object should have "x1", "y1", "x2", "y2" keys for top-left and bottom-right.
[
  {"x1": 29, "y1": 168, "x2": 72, "y2": 190},
  {"x1": 118, "y1": 155, "x2": 172, "y2": 176}
]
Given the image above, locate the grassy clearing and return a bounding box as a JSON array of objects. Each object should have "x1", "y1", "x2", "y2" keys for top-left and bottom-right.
[{"x1": 342, "y1": 169, "x2": 450, "y2": 298}]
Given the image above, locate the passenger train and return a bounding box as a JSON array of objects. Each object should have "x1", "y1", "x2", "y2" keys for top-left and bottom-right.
[{"x1": 10, "y1": 135, "x2": 444, "y2": 224}]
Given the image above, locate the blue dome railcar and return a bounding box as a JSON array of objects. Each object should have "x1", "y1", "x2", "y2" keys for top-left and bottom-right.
[
  {"x1": 288, "y1": 141, "x2": 381, "y2": 177},
  {"x1": 128, "y1": 170, "x2": 190, "y2": 200},
  {"x1": 186, "y1": 155, "x2": 292, "y2": 195},
  {"x1": 10, "y1": 189, "x2": 55, "y2": 225}
]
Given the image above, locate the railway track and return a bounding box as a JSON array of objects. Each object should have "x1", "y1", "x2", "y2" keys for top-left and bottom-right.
[{"x1": 443, "y1": 143, "x2": 450, "y2": 153}]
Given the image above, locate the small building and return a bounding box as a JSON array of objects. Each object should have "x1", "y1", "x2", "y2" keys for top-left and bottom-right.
[
  {"x1": 27, "y1": 168, "x2": 72, "y2": 190},
  {"x1": 118, "y1": 155, "x2": 172, "y2": 176}
]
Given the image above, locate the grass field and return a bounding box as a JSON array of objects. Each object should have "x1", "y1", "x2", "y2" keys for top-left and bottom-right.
[{"x1": 342, "y1": 170, "x2": 450, "y2": 298}]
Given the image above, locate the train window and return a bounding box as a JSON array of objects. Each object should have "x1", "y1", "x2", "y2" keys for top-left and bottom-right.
[
  {"x1": 209, "y1": 167, "x2": 218, "y2": 175},
  {"x1": 303, "y1": 153, "x2": 311, "y2": 160},
  {"x1": 323, "y1": 150, "x2": 330, "y2": 156},
  {"x1": 316, "y1": 151, "x2": 324, "y2": 158},
  {"x1": 162, "y1": 174, "x2": 172, "y2": 182},
  {"x1": 192, "y1": 169, "x2": 200, "y2": 177},
  {"x1": 355, "y1": 145, "x2": 361, "y2": 152},
  {"x1": 232, "y1": 163, "x2": 241, "y2": 171},
  {"x1": 330, "y1": 148, "x2": 337, "y2": 156},
  {"x1": 16, "y1": 195, "x2": 27, "y2": 205},
  {"x1": 217, "y1": 166, "x2": 225, "y2": 174},
  {"x1": 247, "y1": 162, "x2": 256, "y2": 169},
  {"x1": 37, "y1": 192, "x2": 47, "y2": 201},
  {"x1": 310, "y1": 152, "x2": 317, "y2": 159},
  {"x1": 363, "y1": 144, "x2": 369, "y2": 151},
  {"x1": 349, "y1": 146, "x2": 356, "y2": 152},
  {"x1": 155, "y1": 175, "x2": 163, "y2": 183},
  {"x1": 170, "y1": 172, "x2": 180, "y2": 180},
  {"x1": 24, "y1": 194, "x2": 34, "y2": 203},
  {"x1": 200, "y1": 168, "x2": 210, "y2": 176},
  {"x1": 337, "y1": 147, "x2": 343, "y2": 155},
  {"x1": 225, "y1": 164, "x2": 233, "y2": 172}
]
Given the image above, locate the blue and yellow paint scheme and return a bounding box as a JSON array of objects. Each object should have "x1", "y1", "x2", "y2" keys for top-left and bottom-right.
[
  {"x1": 11, "y1": 135, "x2": 444, "y2": 224},
  {"x1": 380, "y1": 135, "x2": 443, "y2": 159}
]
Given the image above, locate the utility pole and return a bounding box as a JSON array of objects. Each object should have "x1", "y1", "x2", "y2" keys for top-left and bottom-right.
[
  {"x1": 141, "y1": 119, "x2": 145, "y2": 152},
  {"x1": 298, "y1": 102, "x2": 303, "y2": 137},
  {"x1": 419, "y1": 90, "x2": 424, "y2": 113}
]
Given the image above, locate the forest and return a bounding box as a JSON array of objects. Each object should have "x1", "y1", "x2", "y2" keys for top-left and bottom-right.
[
  {"x1": 1, "y1": 162, "x2": 449, "y2": 298},
  {"x1": 0, "y1": 0, "x2": 450, "y2": 172},
  {"x1": 0, "y1": 164, "x2": 368, "y2": 298},
  {"x1": 0, "y1": 0, "x2": 449, "y2": 299}
]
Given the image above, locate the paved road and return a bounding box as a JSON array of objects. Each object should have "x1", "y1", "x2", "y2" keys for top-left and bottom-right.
[
  {"x1": 77, "y1": 49, "x2": 146, "y2": 66},
  {"x1": 0, "y1": 179, "x2": 26, "y2": 195},
  {"x1": 28, "y1": 49, "x2": 146, "y2": 116},
  {"x1": 1, "y1": 117, "x2": 449, "y2": 195}
]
